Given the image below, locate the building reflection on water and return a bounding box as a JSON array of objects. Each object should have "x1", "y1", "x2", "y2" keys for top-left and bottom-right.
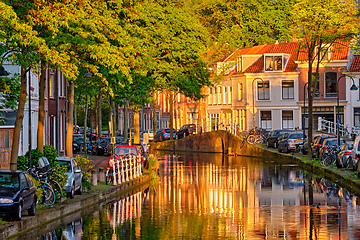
[{"x1": 153, "y1": 153, "x2": 360, "y2": 239}]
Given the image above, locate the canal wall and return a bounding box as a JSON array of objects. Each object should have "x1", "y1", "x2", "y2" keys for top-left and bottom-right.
[
  {"x1": 0, "y1": 173, "x2": 153, "y2": 239},
  {"x1": 150, "y1": 130, "x2": 360, "y2": 196}
]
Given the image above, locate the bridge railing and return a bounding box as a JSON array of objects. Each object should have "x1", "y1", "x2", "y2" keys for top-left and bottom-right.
[
  {"x1": 317, "y1": 117, "x2": 360, "y2": 138},
  {"x1": 197, "y1": 118, "x2": 241, "y2": 136},
  {"x1": 109, "y1": 154, "x2": 143, "y2": 185}
]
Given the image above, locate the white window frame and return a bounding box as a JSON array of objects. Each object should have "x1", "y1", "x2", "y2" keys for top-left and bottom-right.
[
  {"x1": 281, "y1": 110, "x2": 293, "y2": 129},
  {"x1": 257, "y1": 80, "x2": 270, "y2": 101},
  {"x1": 260, "y1": 110, "x2": 272, "y2": 129},
  {"x1": 264, "y1": 54, "x2": 284, "y2": 72},
  {"x1": 227, "y1": 86, "x2": 231, "y2": 104},
  {"x1": 281, "y1": 80, "x2": 294, "y2": 100},
  {"x1": 238, "y1": 83, "x2": 243, "y2": 101}
]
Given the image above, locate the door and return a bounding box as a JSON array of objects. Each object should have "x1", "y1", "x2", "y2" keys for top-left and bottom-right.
[
  {"x1": 0, "y1": 128, "x2": 13, "y2": 169},
  {"x1": 19, "y1": 173, "x2": 31, "y2": 209}
]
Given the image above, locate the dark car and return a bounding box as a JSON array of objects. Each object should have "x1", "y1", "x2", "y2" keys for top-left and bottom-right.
[
  {"x1": 319, "y1": 138, "x2": 346, "y2": 161},
  {"x1": 277, "y1": 132, "x2": 306, "y2": 153},
  {"x1": 337, "y1": 141, "x2": 354, "y2": 168},
  {"x1": 110, "y1": 145, "x2": 148, "y2": 168},
  {"x1": 154, "y1": 128, "x2": 176, "y2": 142},
  {"x1": 73, "y1": 134, "x2": 91, "y2": 153},
  {"x1": 91, "y1": 137, "x2": 111, "y2": 155},
  {"x1": 299, "y1": 134, "x2": 320, "y2": 155},
  {"x1": 266, "y1": 130, "x2": 293, "y2": 148},
  {"x1": 177, "y1": 124, "x2": 197, "y2": 139},
  {"x1": 0, "y1": 170, "x2": 37, "y2": 220},
  {"x1": 311, "y1": 135, "x2": 334, "y2": 158}
]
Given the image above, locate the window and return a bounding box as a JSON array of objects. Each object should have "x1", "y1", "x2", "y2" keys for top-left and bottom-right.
[
  {"x1": 260, "y1": 111, "x2": 272, "y2": 129},
  {"x1": 355, "y1": 108, "x2": 360, "y2": 128},
  {"x1": 208, "y1": 89, "x2": 212, "y2": 105},
  {"x1": 238, "y1": 83, "x2": 243, "y2": 101},
  {"x1": 213, "y1": 88, "x2": 217, "y2": 104},
  {"x1": 325, "y1": 72, "x2": 337, "y2": 97},
  {"x1": 282, "y1": 80, "x2": 294, "y2": 99},
  {"x1": 265, "y1": 56, "x2": 282, "y2": 71},
  {"x1": 227, "y1": 86, "x2": 231, "y2": 104},
  {"x1": 237, "y1": 56, "x2": 242, "y2": 72},
  {"x1": 218, "y1": 87, "x2": 221, "y2": 104},
  {"x1": 4, "y1": 130, "x2": 9, "y2": 149},
  {"x1": 282, "y1": 111, "x2": 293, "y2": 129},
  {"x1": 258, "y1": 81, "x2": 270, "y2": 100},
  {"x1": 223, "y1": 86, "x2": 226, "y2": 104},
  {"x1": 20, "y1": 173, "x2": 29, "y2": 188},
  {"x1": 49, "y1": 73, "x2": 55, "y2": 98}
]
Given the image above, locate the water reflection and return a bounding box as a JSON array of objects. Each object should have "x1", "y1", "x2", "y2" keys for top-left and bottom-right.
[{"x1": 16, "y1": 153, "x2": 360, "y2": 239}]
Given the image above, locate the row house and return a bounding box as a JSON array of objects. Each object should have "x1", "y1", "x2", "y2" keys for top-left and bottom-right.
[
  {"x1": 0, "y1": 62, "x2": 67, "y2": 167},
  {"x1": 206, "y1": 41, "x2": 357, "y2": 132}
]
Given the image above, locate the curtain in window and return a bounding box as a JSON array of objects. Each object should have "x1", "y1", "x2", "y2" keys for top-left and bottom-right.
[
  {"x1": 258, "y1": 81, "x2": 270, "y2": 100},
  {"x1": 260, "y1": 111, "x2": 272, "y2": 129},
  {"x1": 282, "y1": 80, "x2": 294, "y2": 99},
  {"x1": 282, "y1": 110, "x2": 293, "y2": 129}
]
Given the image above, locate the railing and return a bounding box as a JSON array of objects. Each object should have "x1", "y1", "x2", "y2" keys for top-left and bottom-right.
[
  {"x1": 317, "y1": 117, "x2": 359, "y2": 138},
  {"x1": 196, "y1": 118, "x2": 241, "y2": 136},
  {"x1": 109, "y1": 154, "x2": 143, "y2": 185}
]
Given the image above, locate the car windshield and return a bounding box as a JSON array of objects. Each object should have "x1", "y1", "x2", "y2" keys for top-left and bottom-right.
[
  {"x1": 115, "y1": 147, "x2": 138, "y2": 155},
  {"x1": 165, "y1": 129, "x2": 176, "y2": 133},
  {"x1": 0, "y1": 173, "x2": 20, "y2": 189},
  {"x1": 325, "y1": 140, "x2": 344, "y2": 146},
  {"x1": 56, "y1": 160, "x2": 72, "y2": 173}
]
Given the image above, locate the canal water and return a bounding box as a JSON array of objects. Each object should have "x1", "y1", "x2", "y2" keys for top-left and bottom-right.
[{"x1": 12, "y1": 152, "x2": 360, "y2": 239}]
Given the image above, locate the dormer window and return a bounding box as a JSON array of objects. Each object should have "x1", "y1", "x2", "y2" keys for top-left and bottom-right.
[{"x1": 265, "y1": 55, "x2": 283, "y2": 71}]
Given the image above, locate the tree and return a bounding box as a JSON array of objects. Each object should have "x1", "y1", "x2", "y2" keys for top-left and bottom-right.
[{"x1": 290, "y1": 0, "x2": 359, "y2": 155}]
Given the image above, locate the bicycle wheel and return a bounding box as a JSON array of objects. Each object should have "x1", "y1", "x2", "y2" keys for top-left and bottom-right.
[
  {"x1": 247, "y1": 135, "x2": 256, "y2": 144},
  {"x1": 322, "y1": 156, "x2": 333, "y2": 167},
  {"x1": 41, "y1": 184, "x2": 55, "y2": 206},
  {"x1": 49, "y1": 179, "x2": 63, "y2": 202}
]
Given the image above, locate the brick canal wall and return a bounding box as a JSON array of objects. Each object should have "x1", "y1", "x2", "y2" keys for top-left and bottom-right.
[
  {"x1": 150, "y1": 130, "x2": 360, "y2": 196},
  {"x1": 0, "y1": 173, "x2": 153, "y2": 239}
]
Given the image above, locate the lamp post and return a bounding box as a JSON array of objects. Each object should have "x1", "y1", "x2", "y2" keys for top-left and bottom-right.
[
  {"x1": 336, "y1": 74, "x2": 358, "y2": 146},
  {"x1": 83, "y1": 72, "x2": 92, "y2": 153},
  {"x1": 252, "y1": 78, "x2": 265, "y2": 128}
]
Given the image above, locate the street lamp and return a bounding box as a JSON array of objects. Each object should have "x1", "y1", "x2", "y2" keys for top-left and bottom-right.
[
  {"x1": 252, "y1": 78, "x2": 265, "y2": 128},
  {"x1": 337, "y1": 74, "x2": 358, "y2": 146},
  {"x1": 303, "y1": 82, "x2": 320, "y2": 140}
]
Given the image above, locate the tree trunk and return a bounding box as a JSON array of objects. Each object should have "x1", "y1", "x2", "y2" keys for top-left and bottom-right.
[
  {"x1": 66, "y1": 79, "x2": 74, "y2": 157},
  {"x1": 169, "y1": 92, "x2": 174, "y2": 140},
  {"x1": 197, "y1": 98, "x2": 202, "y2": 134},
  {"x1": 307, "y1": 56, "x2": 313, "y2": 157},
  {"x1": 10, "y1": 67, "x2": 28, "y2": 171},
  {"x1": 98, "y1": 89, "x2": 102, "y2": 138},
  {"x1": 134, "y1": 109, "x2": 140, "y2": 144},
  {"x1": 37, "y1": 62, "x2": 46, "y2": 153},
  {"x1": 124, "y1": 102, "x2": 129, "y2": 142},
  {"x1": 83, "y1": 92, "x2": 88, "y2": 152}
]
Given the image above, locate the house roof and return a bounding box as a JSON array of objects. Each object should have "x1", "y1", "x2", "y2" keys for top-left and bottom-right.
[
  {"x1": 349, "y1": 55, "x2": 360, "y2": 72},
  {"x1": 224, "y1": 41, "x2": 351, "y2": 75}
]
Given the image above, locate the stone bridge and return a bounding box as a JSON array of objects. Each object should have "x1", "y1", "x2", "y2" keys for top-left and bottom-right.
[{"x1": 150, "y1": 130, "x2": 289, "y2": 161}]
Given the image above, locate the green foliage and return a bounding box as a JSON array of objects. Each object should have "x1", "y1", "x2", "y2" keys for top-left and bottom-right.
[
  {"x1": 75, "y1": 155, "x2": 95, "y2": 190},
  {"x1": 25, "y1": 149, "x2": 43, "y2": 166},
  {"x1": 49, "y1": 162, "x2": 68, "y2": 191},
  {"x1": 30, "y1": 176, "x2": 43, "y2": 203},
  {"x1": 43, "y1": 145, "x2": 59, "y2": 166},
  {"x1": 17, "y1": 156, "x2": 29, "y2": 171}
]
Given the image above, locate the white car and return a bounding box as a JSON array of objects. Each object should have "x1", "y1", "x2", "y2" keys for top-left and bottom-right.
[{"x1": 55, "y1": 157, "x2": 83, "y2": 198}]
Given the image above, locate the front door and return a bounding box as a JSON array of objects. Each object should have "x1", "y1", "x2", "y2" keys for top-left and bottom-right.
[{"x1": 0, "y1": 127, "x2": 13, "y2": 169}]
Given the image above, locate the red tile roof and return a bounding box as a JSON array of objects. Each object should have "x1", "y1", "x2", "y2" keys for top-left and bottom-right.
[
  {"x1": 226, "y1": 41, "x2": 351, "y2": 74},
  {"x1": 349, "y1": 55, "x2": 360, "y2": 72}
]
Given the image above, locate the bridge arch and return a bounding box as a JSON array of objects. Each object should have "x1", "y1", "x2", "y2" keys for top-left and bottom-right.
[{"x1": 215, "y1": 137, "x2": 224, "y2": 153}]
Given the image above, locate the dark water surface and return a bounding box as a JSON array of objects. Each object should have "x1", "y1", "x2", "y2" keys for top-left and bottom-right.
[{"x1": 13, "y1": 153, "x2": 360, "y2": 239}]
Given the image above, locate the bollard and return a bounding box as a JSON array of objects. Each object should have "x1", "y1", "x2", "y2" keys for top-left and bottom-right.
[
  {"x1": 92, "y1": 169, "x2": 98, "y2": 186},
  {"x1": 113, "y1": 160, "x2": 118, "y2": 185},
  {"x1": 99, "y1": 167, "x2": 105, "y2": 182}
]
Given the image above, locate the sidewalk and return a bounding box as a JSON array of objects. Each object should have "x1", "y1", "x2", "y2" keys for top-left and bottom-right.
[{"x1": 0, "y1": 172, "x2": 153, "y2": 239}]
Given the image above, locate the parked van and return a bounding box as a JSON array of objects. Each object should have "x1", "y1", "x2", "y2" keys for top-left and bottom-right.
[{"x1": 350, "y1": 135, "x2": 360, "y2": 175}]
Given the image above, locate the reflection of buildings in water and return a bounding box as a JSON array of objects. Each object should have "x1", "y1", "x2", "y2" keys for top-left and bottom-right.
[
  {"x1": 156, "y1": 154, "x2": 359, "y2": 239},
  {"x1": 62, "y1": 218, "x2": 83, "y2": 240}
]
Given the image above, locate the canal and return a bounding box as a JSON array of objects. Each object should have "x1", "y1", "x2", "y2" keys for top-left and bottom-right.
[{"x1": 11, "y1": 152, "x2": 360, "y2": 239}]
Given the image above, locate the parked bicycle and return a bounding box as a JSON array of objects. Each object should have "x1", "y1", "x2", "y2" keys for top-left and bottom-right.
[
  {"x1": 246, "y1": 127, "x2": 268, "y2": 145},
  {"x1": 28, "y1": 167, "x2": 56, "y2": 206},
  {"x1": 321, "y1": 145, "x2": 339, "y2": 167}
]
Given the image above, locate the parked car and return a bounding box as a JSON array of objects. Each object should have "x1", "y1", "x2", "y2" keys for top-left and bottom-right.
[
  {"x1": 128, "y1": 128, "x2": 144, "y2": 138},
  {"x1": 91, "y1": 137, "x2": 111, "y2": 155},
  {"x1": 0, "y1": 170, "x2": 37, "y2": 220},
  {"x1": 277, "y1": 132, "x2": 306, "y2": 153},
  {"x1": 154, "y1": 128, "x2": 177, "y2": 142},
  {"x1": 110, "y1": 145, "x2": 148, "y2": 169},
  {"x1": 350, "y1": 135, "x2": 360, "y2": 172},
  {"x1": 101, "y1": 131, "x2": 109, "y2": 138},
  {"x1": 318, "y1": 138, "x2": 345, "y2": 161},
  {"x1": 337, "y1": 141, "x2": 354, "y2": 168},
  {"x1": 311, "y1": 135, "x2": 334, "y2": 158},
  {"x1": 55, "y1": 157, "x2": 83, "y2": 199},
  {"x1": 299, "y1": 134, "x2": 320, "y2": 155},
  {"x1": 266, "y1": 129, "x2": 293, "y2": 148},
  {"x1": 144, "y1": 129, "x2": 156, "y2": 141},
  {"x1": 177, "y1": 124, "x2": 196, "y2": 139}
]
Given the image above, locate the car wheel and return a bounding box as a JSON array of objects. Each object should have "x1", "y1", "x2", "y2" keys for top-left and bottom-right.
[
  {"x1": 68, "y1": 184, "x2": 75, "y2": 199},
  {"x1": 278, "y1": 145, "x2": 282, "y2": 153},
  {"x1": 274, "y1": 142, "x2": 277, "y2": 149},
  {"x1": 14, "y1": 204, "x2": 22, "y2": 221},
  {"x1": 266, "y1": 141, "x2": 270, "y2": 148},
  {"x1": 76, "y1": 181, "x2": 83, "y2": 195},
  {"x1": 286, "y1": 146, "x2": 290, "y2": 153},
  {"x1": 28, "y1": 200, "x2": 36, "y2": 216}
]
